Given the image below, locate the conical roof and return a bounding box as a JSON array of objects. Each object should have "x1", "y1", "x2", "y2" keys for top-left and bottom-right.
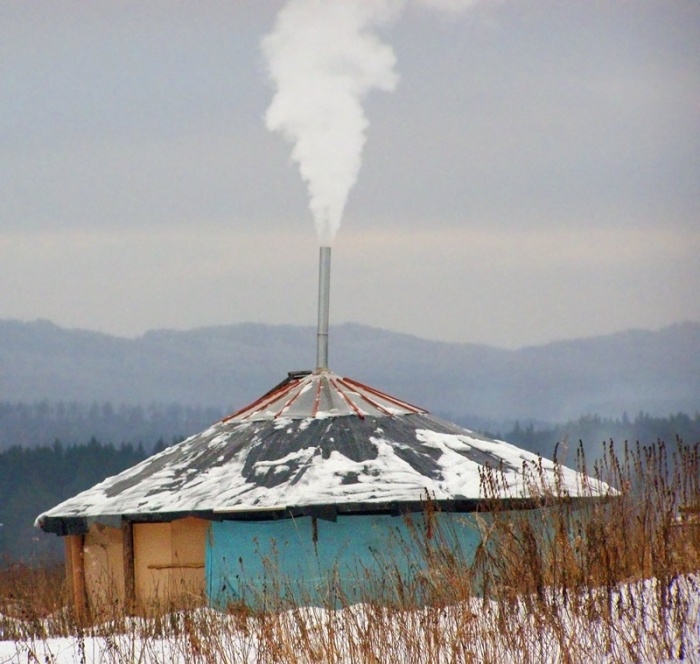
[
  {"x1": 37, "y1": 369, "x2": 608, "y2": 535},
  {"x1": 225, "y1": 370, "x2": 426, "y2": 421}
]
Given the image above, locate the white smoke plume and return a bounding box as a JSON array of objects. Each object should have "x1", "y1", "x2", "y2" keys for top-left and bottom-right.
[
  {"x1": 413, "y1": 0, "x2": 482, "y2": 12},
  {"x1": 263, "y1": 0, "x2": 481, "y2": 245},
  {"x1": 263, "y1": 0, "x2": 400, "y2": 245}
]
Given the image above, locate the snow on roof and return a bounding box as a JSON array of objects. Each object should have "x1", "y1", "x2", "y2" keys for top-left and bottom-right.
[{"x1": 36, "y1": 371, "x2": 610, "y2": 534}]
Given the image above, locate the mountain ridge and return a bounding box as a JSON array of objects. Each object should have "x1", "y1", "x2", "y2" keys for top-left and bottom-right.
[{"x1": 1, "y1": 319, "x2": 698, "y2": 422}]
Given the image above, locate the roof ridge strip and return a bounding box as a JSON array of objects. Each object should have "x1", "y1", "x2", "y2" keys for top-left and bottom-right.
[
  {"x1": 273, "y1": 378, "x2": 308, "y2": 418},
  {"x1": 336, "y1": 377, "x2": 393, "y2": 416},
  {"x1": 330, "y1": 377, "x2": 365, "y2": 419},
  {"x1": 341, "y1": 377, "x2": 426, "y2": 414},
  {"x1": 221, "y1": 377, "x2": 303, "y2": 422},
  {"x1": 311, "y1": 378, "x2": 322, "y2": 418}
]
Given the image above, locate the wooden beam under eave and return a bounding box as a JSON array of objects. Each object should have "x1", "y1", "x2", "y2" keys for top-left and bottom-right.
[
  {"x1": 65, "y1": 535, "x2": 87, "y2": 623},
  {"x1": 122, "y1": 518, "x2": 135, "y2": 614}
]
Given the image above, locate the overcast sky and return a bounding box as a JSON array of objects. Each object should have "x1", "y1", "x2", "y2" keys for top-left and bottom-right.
[{"x1": 2, "y1": 1, "x2": 698, "y2": 348}]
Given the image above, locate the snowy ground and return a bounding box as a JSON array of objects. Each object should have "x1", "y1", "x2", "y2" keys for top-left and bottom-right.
[{"x1": 1, "y1": 576, "x2": 698, "y2": 663}]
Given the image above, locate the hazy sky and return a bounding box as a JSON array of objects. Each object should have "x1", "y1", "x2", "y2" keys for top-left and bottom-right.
[{"x1": 2, "y1": 1, "x2": 698, "y2": 348}]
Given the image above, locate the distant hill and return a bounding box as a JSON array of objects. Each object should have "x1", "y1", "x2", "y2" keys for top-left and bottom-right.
[{"x1": 1, "y1": 319, "x2": 699, "y2": 423}]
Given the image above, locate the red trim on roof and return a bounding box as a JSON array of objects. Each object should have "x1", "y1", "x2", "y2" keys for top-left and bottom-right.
[
  {"x1": 341, "y1": 377, "x2": 426, "y2": 414},
  {"x1": 274, "y1": 381, "x2": 306, "y2": 418},
  {"x1": 311, "y1": 379, "x2": 322, "y2": 418},
  {"x1": 221, "y1": 377, "x2": 301, "y2": 422},
  {"x1": 336, "y1": 377, "x2": 394, "y2": 416},
  {"x1": 330, "y1": 378, "x2": 365, "y2": 419}
]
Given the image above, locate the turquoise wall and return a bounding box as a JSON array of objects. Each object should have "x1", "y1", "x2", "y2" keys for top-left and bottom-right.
[{"x1": 205, "y1": 512, "x2": 481, "y2": 609}]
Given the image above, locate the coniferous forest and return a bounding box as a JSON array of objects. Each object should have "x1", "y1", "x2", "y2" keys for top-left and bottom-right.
[
  {"x1": 0, "y1": 400, "x2": 224, "y2": 561},
  {"x1": 0, "y1": 406, "x2": 698, "y2": 562},
  {"x1": 0, "y1": 401, "x2": 224, "y2": 452},
  {"x1": 0, "y1": 440, "x2": 148, "y2": 561}
]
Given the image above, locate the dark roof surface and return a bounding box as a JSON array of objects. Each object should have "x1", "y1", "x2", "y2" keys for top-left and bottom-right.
[{"x1": 37, "y1": 370, "x2": 608, "y2": 535}]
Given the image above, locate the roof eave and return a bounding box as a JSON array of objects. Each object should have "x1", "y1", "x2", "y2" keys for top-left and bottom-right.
[{"x1": 36, "y1": 494, "x2": 608, "y2": 536}]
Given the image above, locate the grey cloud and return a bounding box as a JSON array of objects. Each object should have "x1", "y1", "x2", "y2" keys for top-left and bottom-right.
[{"x1": 1, "y1": 1, "x2": 698, "y2": 346}]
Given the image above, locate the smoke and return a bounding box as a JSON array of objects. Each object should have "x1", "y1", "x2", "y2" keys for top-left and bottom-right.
[
  {"x1": 263, "y1": 0, "x2": 481, "y2": 245},
  {"x1": 262, "y1": 0, "x2": 399, "y2": 245},
  {"x1": 413, "y1": 0, "x2": 482, "y2": 12}
]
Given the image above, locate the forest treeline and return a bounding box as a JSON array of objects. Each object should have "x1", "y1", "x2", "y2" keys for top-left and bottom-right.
[
  {"x1": 1, "y1": 412, "x2": 699, "y2": 562},
  {"x1": 0, "y1": 401, "x2": 224, "y2": 452},
  {"x1": 0, "y1": 439, "x2": 149, "y2": 562},
  {"x1": 485, "y1": 411, "x2": 700, "y2": 462}
]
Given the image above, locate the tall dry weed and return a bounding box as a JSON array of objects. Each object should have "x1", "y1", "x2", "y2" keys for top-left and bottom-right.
[{"x1": 1, "y1": 439, "x2": 698, "y2": 663}]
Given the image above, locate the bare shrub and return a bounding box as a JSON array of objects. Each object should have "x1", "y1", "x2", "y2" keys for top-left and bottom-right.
[{"x1": 2, "y1": 439, "x2": 699, "y2": 662}]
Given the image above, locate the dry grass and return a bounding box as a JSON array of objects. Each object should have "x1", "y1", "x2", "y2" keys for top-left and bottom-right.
[
  {"x1": 0, "y1": 561, "x2": 74, "y2": 639},
  {"x1": 1, "y1": 439, "x2": 699, "y2": 663}
]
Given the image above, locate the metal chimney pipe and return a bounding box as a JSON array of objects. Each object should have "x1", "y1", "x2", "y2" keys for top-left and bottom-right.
[{"x1": 316, "y1": 246, "x2": 331, "y2": 370}]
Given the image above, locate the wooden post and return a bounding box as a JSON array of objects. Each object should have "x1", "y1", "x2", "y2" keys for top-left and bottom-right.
[
  {"x1": 65, "y1": 535, "x2": 87, "y2": 623},
  {"x1": 122, "y1": 518, "x2": 136, "y2": 614},
  {"x1": 64, "y1": 537, "x2": 73, "y2": 598}
]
